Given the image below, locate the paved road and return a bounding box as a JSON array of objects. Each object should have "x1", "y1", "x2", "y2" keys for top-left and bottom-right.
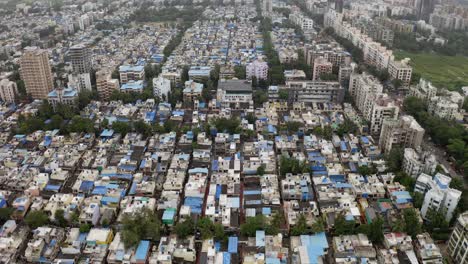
[{"x1": 423, "y1": 137, "x2": 465, "y2": 183}]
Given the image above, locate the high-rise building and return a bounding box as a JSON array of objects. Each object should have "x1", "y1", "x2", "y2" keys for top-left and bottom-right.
[
  {"x1": 388, "y1": 58, "x2": 413, "y2": 88},
  {"x1": 415, "y1": 0, "x2": 435, "y2": 21},
  {"x1": 96, "y1": 70, "x2": 119, "y2": 101},
  {"x1": 379, "y1": 115, "x2": 424, "y2": 154},
  {"x1": 448, "y1": 212, "x2": 468, "y2": 264},
  {"x1": 69, "y1": 44, "x2": 92, "y2": 74},
  {"x1": 20, "y1": 47, "x2": 54, "y2": 99},
  {"x1": 262, "y1": 0, "x2": 272, "y2": 15},
  {"x1": 0, "y1": 79, "x2": 17, "y2": 103},
  {"x1": 349, "y1": 72, "x2": 399, "y2": 136},
  {"x1": 415, "y1": 173, "x2": 462, "y2": 222},
  {"x1": 153, "y1": 76, "x2": 171, "y2": 100},
  {"x1": 312, "y1": 57, "x2": 333, "y2": 81}
]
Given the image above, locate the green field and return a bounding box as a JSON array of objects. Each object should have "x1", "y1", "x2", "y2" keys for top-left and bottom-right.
[{"x1": 394, "y1": 51, "x2": 468, "y2": 90}]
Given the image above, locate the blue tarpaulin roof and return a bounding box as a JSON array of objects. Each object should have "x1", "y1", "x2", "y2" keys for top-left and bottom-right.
[
  {"x1": 223, "y1": 252, "x2": 231, "y2": 264},
  {"x1": 300, "y1": 233, "x2": 328, "y2": 264},
  {"x1": 80, "y1": 181, "x2": 94, "y2": 192},
  {"x1": 256, "y1": 230, "x2": 265, "y2": 247},
  {"x1": 44, "y1": 184, "x2": 60, "y2": 191},
  {"x1": 184, "y1": 197, "x2": 203, "y2": 214},
  {"x1": 228, "y1": 237, "x2": 238, "y2": 253},
  {"x1": 135, "y1": 240, "x2": 150, "y2": 260}
]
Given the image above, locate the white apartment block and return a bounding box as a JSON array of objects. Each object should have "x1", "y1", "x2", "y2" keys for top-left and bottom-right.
[
  {"x1": 408, "y1": 78, "x2": 437, "y2": 103},
  {"x1": 415, "y1": 173, "x2": 462, "y2": 222},
  {"x1": 388, "y1": 57, "x2": 412, "y2": 87},
  {"x1": 448, "y1": 212, "x2": 468, "y2": 264},
  {"x1": 379, "y1": 115, "x2": 424, "y2": 154},
  {"x1": 152, "y1": 76, "x2": 171, "y2": 100},
  {"x1": 119, "y1": 65, "x2": 145, "y2": 84},
  {"x1": 428, "y1": 96, "x2": 459, "y2": 120},
  {"x1": 402, "y1": 148, "x2": 437, "y2": 178},
  {"x1": 289, "y1": 12, "x2": 314, "y2": 30},
  {"x1": 246, "y1": 60, "x2": 268, "y2": 80},
  {"x1": 349, "y1": 72, "x2": 399, "y2": 136},
  {"x1": 0, "y1": 79, "x2": 17, "y2": 103},
  {"x1": 325, "y1": 9, "x2": 394, "y2": 71}
]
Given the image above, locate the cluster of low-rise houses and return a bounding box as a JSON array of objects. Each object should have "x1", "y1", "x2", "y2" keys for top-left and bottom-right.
[{"x1": 0, "y1": 0, "x2": 466, "y2": 263}]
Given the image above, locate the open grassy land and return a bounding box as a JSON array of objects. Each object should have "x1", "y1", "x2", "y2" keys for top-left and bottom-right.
[{"x1": 395, "y1": 51, "x2": 468, "y2": 90}]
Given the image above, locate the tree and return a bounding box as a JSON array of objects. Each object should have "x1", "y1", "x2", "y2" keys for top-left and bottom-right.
[
  {"x1": 358, "y1": 165, "x2": 377, "y2": 176},
  {"x1": 392, "y1": 79, "x2": 403, "y2": 89},
  {"x1": 55, "y1": 209, "x2": 67, "y2": 227},
  {"x1": 278, "y1": 89, "x2": 289, "y2": 100},
  {"x1": 334, "y1": 214, "x2": 356, "y2": 235},
  {"x1": 403, "y1": 96, "x2": 426, "y2": 117},
  {"x1": 279, "y1": 156, "x2": 310, "y2": 177},
  {"x1": 134, "y1": 120, "x2": 153, "y2": 138},
  {"x1": 174, "y1": 218, "x2": 195, "y2": 239},
  {"x1": 256, "y1": 164, "x2": 266, "y2": 176},
  {"x1": 365, "y1": 217, "x2": 384, "y2": 243},
  {"x1": 25, "y1": 210, "x2": 49, "y2": 229},
  {"x1": 449, "y1": 177, "x2": 464, "y2": 191},
  {"x1": 311, "y1": 217, "x2": 326, "y2": 233},
  {"x1": 285, "y1": 121, "x2": 302, "y2": 133},
  {"x1": 234, "y1": 65, "x2": 246, "y2": 79},
  {"x1": 79, "y1": 223, "x2": 91, "y2": 233},
  {"x1": 291, "y1": 214, "x2": 310, "y2": 236},
  {"x1": 403, "y1": 208, "x2": 422, "y2": 238},
  {"x1": 0, "y1": 208, "x2": 13, "y2": 224},
  {"x1": 121, "y1": 208, "x2": 161, "y2": 249},
  {"x1": 211, "y1": 117, "x2": 241, "y2": 134},
  {"x1": 253, "y1": 90, "x2": 268, "y2": 107},
  {"x1": 240, "y1": 215, "x2": 265, "y2": 237},
  {"x1": 412, "y1": 191, "x2": 424, "y2": 209},
  {"x1": 112, "y1": 121, "x2": 131, "y2": 137},
  {"x1": 385, "y1": 147, "x2": 404, "y2": 172},
  {"x1": 265, "y1": 212, "x2": 283, "y2": 235}
]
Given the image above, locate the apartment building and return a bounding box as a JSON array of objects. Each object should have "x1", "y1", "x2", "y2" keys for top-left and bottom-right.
[
  {"x1": 388, "y1": 57, "x2": 413, "y2": 87},
  {"x1": 152, "y1": 76, "x2": 171, "y2": 99},
  {"x1": 415, "y1": 173, "x2": 462, "y2": 222},
  {"x1": 246, "y1": 60, "x2": 268, "y2": 80},
  {"x1": 0, "y1": 79, "x2": 17, "y2": 103},
  {"x1": 47, "y1": 88, "x2": 78, "y2": 108},
  {"x1": 402, "y1": 148, "x2": 437, "y2": 178},
  {"x1": 408, "y1": 78, "x2": 437, "y2": 102},
  {"x1": 312, "y1": 57, "x2": 333, "y2": 81},
  {"x1": 68, "y1": 43, "x2": 92, "y2": 91},
  {"x1": 20, "y1": 46, "x2": 54, "y2": 99},
  {"x1": 281, "y1": 80, "x2": 344, "y2": 104},
  {"x1": 69, "y1": 43, "x2": 92, "y2": 74},
  {"x1": 183, "y1": 80, "x2": 203, "y2": 103},
  {"x1": 367, "y1": 94, "x2": 399, "y2": 136},
  {"x1": 216, "y1": 79, "x2": 253, "y2": 109},
  {"x1": 448, "y1": 212, "x2": 468, "y2": 264},
  {"x1": 96, "y1": 70, "x2": 120, "y2": 101},
  {"x1": 379, "y1": 115, "x2": 424, "y2": 153},
  {"x1": 350, "y1": 72, "x2": 399, "y2": 136},
  {"x1": 304, "y1": 42, "x2": 352, "y2": 67},
  {"x1": 119, "y1": 65, "x2": 145, "y2": 84},
  {"x1": 427, "y1": 92, "x2": 464, "y2": 120}
]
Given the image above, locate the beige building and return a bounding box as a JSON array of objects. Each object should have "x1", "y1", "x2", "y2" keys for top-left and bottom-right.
[
  {"x1": 312, "y1": 57, "x2": 333, "y2": 81},
  {"x1": 0, "y1": 79, "x2": 17, "y2": 103},
  {"x1": 20, "y1": 47, "x2": 54, "y2": 99},
  {"x1": 388, "y1": 57, "x2": 413, "y2": 87},
  {"x1": 96, "y1": 70, "x2": 119, "y2": 101},
  {"x1": 379, "y1": 115, "x2": 425, "y2": 154},
  {"x1": 448, "y1": 212, "x2": 468, "y2": 264}
]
